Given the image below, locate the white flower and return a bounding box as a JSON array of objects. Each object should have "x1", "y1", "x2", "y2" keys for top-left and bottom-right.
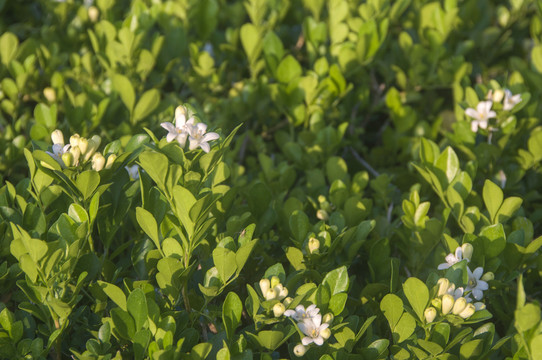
[
  {"x1": 446, "y1": 285, "x2": 472, "y2": 302},
  {"x1": 438, "y1": 247, "x2": 464, "y2": 270},
  {"x1": 46, "y1": 130, "x2": 71, "y2": 167},
  {"x1": 466, "y1": 267, "x2": 489, "y2": 300},
  {"x1": 465, "y1": 101, "x2": 496, "y2": 132},
  {"x1": 125, "y1": 165, "x2": 139, "y2": 180},
  {"x1": 503, "y1": 89, "x2": 521, "y2": 111},
  {"x1": 284, "y1": 304, "x2": 320, "y2": 321},
  {"x1": 298, "y1": 315, "x2": 329, "y2": 346},
  {"x1": 161, "y1": 106, "x2": 195, "y2": 147},
  {"x1": 188, "y1": 122, "x2": 220, "y2": 153}
]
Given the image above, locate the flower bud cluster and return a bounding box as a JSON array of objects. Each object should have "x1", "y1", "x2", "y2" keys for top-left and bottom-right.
[
  {"x1": 46, "y1": 129, "x2": 117, "y2": 171},
  {"x1": 315, "y1": 195, "x2": 334, "y2": 221},
  {"x1": 283, "y1": 304, "x2": 332, "y2": 356},
  {"x1": 424, "y1": 244, "x2": 491, "y2": 324},
  {"x1": 259, "y1": 276, "x2": 289, "y2": 303}
]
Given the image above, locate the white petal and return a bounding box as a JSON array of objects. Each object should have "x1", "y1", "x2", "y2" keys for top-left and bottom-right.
[
  {"x1": 455, "y1": 247, "x2": 463, "y2": 260},
  {"x1": 166, "y1": 133, "x2": 177, "y2": 143},
  {"x1": 312, "y1": 314, "x2": 322, "y2": 328},
  {"x1": 478, "y1": 120, "x2": 489, "y2": 129},
  {"x1": 471, "y1": 121, "x2": 479, "y2": 132},
  {"x1": 472, "y1": 289, "x2": 483, "y2": 300},
  {"x1": 188, "y1": 137, "x2": 199, "y2": 150},
  {"x1": 196, "y1": 122, "x2": 208, "y2": 133},
  {"x1": 199, "y1": 141, "x2": 211, "y2": 153},
  {"x1": 177, "y1": 132, "x2": 189, "y2": 147},
  {"x1": 298, "y1": 322, "x2": 310, "y2": 336},
  {"x1": 487, "y1": 110, "x2": 497, "y2": 119},
  {"x1": 301, "y1": 337, "x2": 313, "y2": 346},
  {"x1": 313, "y1": 336, "x2": 324, "y2": 346},
  {"x1": 283, "y1": 310, "x2": 295, "y2": 317},
  {"x1": 472, "y1": 267, "x2": 483, "y2": 279},
  {"x1": 161, "y1": 122, "x2": 176, "y2": 132},
  {"x1": 465, "y1": 108, "x2": 480, "y2": 120},
  {"x1": 477, "y1": 280, "x2": 488, "y2": 291},
  {"x1": 437, "y1": 263, "x2": 450, "y2": 270},
  {"x1": 478, "y1": 101, "x2": 493, "y2": 114},
  {"x1": 201, "y1": 132, "x2": 220, "y2": 142}
]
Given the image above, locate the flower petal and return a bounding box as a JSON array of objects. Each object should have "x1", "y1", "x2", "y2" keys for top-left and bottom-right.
[
  {"x1": 477, "y1": 280, "x2": 489, "y2": 291},
  {"x1": 465, "y1": 108, "x2": 479, "y2": 120},
  {"x1": 161, "y1": 122, "x2": 176, "y2": 132},
  {"x1": 472, "y1": 289, "x2": 483, "y2": 300},
  {"x1": 202, "y1": 132, "x2": 220, "y2": 142},
  {"x1": 313, "y1": 336, "x2": 324, "y2": 346},
  {"x1": 199, "y1": 141, "x2": 211, "y2": 153},
  {"x1": 301, "y1": 337, "x2": 313, "y2": 346},
  {"x1": 437, "y1": 263, "x2": 451, "y2": 270}
]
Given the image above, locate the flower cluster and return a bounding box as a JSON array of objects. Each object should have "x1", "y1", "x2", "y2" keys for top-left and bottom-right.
[
  {"x1": 285, "y1": 304, "x2": 332, "y2": 356},
  {"x1": 161, "y1": 105, "x2": 219, "y2": 153},
  {"x1": 46, "y1": 130, "x2": 115, "y2": 171},
  {"x1": 465, "y1": 88, "x2": 521, "y2": 133},
  {"x1": 425, "y1": 244, "x2": 492, "y2": 323}
]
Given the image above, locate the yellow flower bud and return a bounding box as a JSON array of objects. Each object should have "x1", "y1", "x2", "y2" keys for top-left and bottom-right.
[
  {"x1": 270, "y1": 276, "x2": 280, "y2": 289},
  {"x1": 83, "y1": 136, "x2": 101, "y2": 162},
  {"x1": 318, "y1": 195, "x2": 326, "y2": 203},
  {"x1": 320, "y1": 328, "x2": 331, "y2": 340},
  {"x1": 51, "y1": 129, "x2": 64, "y2": 145},
  {"x1": 88, "y1": 6, "x2": 99, "y2": 22},
  {"x1": 424, "y1": 307, "x2": 437, "y2": 323},
  {"x1": 452, "y1": 297, "x2": 468, "y2": 315},
  {"x1": 481, "y1": 272, "x2": 494, "y2": 282},
  {"x1": 316, "y1": 209, "x2": 329, "y2": 221},
  {"x1": 265, "y1": 288, "x2": 277, "y2": 301},
  {"x1": 431, "y1": 298, "x2": 442, "y2": 311},
  {"x1": 461, "y1": 243, "x2": 473, "y2": 261},
  {"x1": 442, "y1": 294, "x2": 454, "y2": 315},
  {"x1": 293, "y1": 344, "x2": 307, "y2": 357},
  {"x1": 323, "y1": 313, "x2": 334, "y2": 324},
  {"x1": 43, "y1": 87, "x2": 56, "y2": 102},
  {"x1": 92, "y1": 152, "x2": 105, "y2": 171},
  {"x1": 70, "y1": 134, "x2": 80, "y2": 148},
  {"x1": 61, "y1": 152, "x2": 74, "y2": 167},
  {"x1": 437, "y1": 278, "x2": 450, "y2": 297},
  {"x1": 308, "y1": 237, "x2": 320, "y2": 253},
  {"x1": 283, "y1": 297, "x2": 293, "y2": 307},
  {"x1": 105, "y1": 154, "x2": 117, "y2": 169},
  {"x1": 78, "y1": 138, "x2": 89, "y2": 155},
  {"x1": 493, "y1": 89, "x2": 505, "y2": 103},
  {"x1": 459, "y1": 303, "x2": 476, "y2": 319},
  {"x1": 273, "y1": 303, "x2": 285, "y2": 317},
  {"x1": 70, "y1": 146, "x2": 81, "y2": 166},
  {"x1": 259, "y1": 279, "x2": 270, "y2": 295}
]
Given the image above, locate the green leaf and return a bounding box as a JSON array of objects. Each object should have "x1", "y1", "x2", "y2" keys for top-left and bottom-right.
[
  {"x1": 138, "y1": 151, "x2": 168, "y2": 189},
  {"x1": 479, "y1": 224, "x2": 506, "y2": 258},
  {"x1": 240, "y1": 23, "x2": 262, "y2": 62},
  {"x1": 395, "y1": 312, "x2": 416, "y2": 343},
  {"x1": 496, "y1": 197, "x2": 522, "y2": 223},
  {"x1": 49, "y1": 299, "x2": 72, "y2": 320},
  {"x1": 435, "y1": 146, "x2": 459, "y2": 186},
  {"x1": 97, "y1": 281, "x2": 127, "y2": 311},
  {"x1": 113, "y1": 74, "x2": 135, "y2": 112},
  {"x1": 515, "y1": 303, "x2": 541, "y2": 332},
  {"x1": 328, "y1": 293, "x2": 348, "y2": 315},
  {"x1": 380, "y1": 294, "x2": 403, "y2": 330},
  {"x1": 0, "y1": 32, "x2": 18, "y2": 65},
  {"x1": 257, "y1": 330, "x2": 286, "y2": 351},
  {"x1": 483, "y1": 180, "x2": 503, "y2": 224},
  {"x1": 136, "y1": 207, "x2": 161, "y2": 252},
  {"x1": 531, "y1": 334, "x2": 542, "y2": 360},
  {"x1": 532, "y1": 44, "x2": 542, "y2": 73},
  {"x1": 172, "y1": 185, "x2": 196, "y2": 237},
  {"x1": 285, "y1": 246, "x2": 306, "y2": 271},
  {"x1": 459, "y1": 339, "x2": 484, "y2": 359},
  {"x1": 276, "y1": 55, "x2": 302, "y2": 83},
  {"x1": 213, "y1": 247, "x2": 237, "y2": 283},
  {"x1": 403, "y1": 277, "x2": 429, "y2": 322},
  {"x1": 111, "y1": 307, "x2": 136, "y2": 340},
  {"x1": 289, "y1": 210, "x2": 309, "y2": 245},
  {"x1": 222, "y1": 292, "x2": 242, "y2": 340},
  {"x1": 127, "y1": 288, "x2": 148, "y2": 331},
  {"x1": 322, "y1": 266, "x2": 349, "y2": 296},
  {"x1": 133, "y1": 329, "x2": 151, "y2": 360},
  {"x1": 34, "y1": 104, "x2": 57, "y2": 129},
  {"x1": 133, "y1": 89, "x2": 160, "y2": 123},
  {"x1": 75, "y1": 171, "x2": 100, "y2": 201}
]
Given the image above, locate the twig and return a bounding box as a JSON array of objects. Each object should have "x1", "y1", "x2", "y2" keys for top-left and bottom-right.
[{"x1": 349, "y1": 147, "x2": 380, "y2": 177}]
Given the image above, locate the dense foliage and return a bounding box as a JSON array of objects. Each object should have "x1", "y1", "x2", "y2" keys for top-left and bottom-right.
[{"x1": 1, "y1": 0, "x2": 542, "y2": 359}]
